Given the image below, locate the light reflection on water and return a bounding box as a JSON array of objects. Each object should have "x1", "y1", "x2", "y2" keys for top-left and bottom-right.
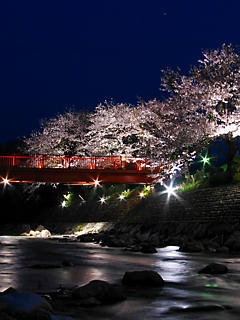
[
  {"x1": 0, "y1": 237, "x2": 240, "y2": 319},
  {"x1": 154, "y1": 246, "x2": 189, "y2": 282}
]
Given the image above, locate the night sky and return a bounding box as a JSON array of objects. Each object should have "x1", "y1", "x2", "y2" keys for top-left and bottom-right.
[{"x1": 1, "y1": 0, "x2": 240, "y2": 143}]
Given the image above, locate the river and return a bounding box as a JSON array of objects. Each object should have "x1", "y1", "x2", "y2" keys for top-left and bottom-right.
[{"x1": 0, "y1": 236, "x2": 240, "y2": 319}]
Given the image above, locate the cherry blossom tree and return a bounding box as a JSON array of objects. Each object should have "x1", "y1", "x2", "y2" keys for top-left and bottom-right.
[
  {"x1": 84, "y1": 102, "x2": 157, "y2": 158},
  {"x1": 139, "y1": 98, "x2": 208, "y2": 173},
  {"x1": 23, "y1": 110, "x2": 89, "y2": 156},
  {"x1": 160, "y1": 44, "x2": 240, "y2": 177}
]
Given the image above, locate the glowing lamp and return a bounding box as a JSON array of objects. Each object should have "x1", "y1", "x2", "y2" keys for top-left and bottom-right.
[
  {"x1": 61, "y1": 200, "x2": 66, "y2": 208},
  {"x1": 119, "y1": 194, "x2": 125, "y2": 200},
  {"x1": 94, "y1": 179, "x2": 100, "y2": 187},
  {"x1": 1, "y1": 178, "x2": 10, "y2": 185},
  {"x1": 165, "y1": 184, "x2": 176, "y2": 197},
  {"x1": 200, "y1": 153, "x2": 211, "y2": 166},
  {"x1": 99, "y1": 197, "x2": 106, "y2": 204},
  {"x1": 202, "y1": 156, "x2": 209, "y2": 164}
]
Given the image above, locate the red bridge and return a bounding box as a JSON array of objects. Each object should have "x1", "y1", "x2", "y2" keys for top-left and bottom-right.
[{"x1": 0, "y1": 155, "x2": 163, "y2": 185}]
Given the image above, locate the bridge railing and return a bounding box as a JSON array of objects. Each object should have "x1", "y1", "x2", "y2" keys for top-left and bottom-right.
[{"x1": 0, "y1": 155, "x2": 159, "y2": 171}]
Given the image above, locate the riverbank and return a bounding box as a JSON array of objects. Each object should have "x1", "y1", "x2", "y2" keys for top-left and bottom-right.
[
  {"x1": 1, "y1": 183, "x2": 240, "y2": 253},
  {"x1": 1, "y1": 217, "x2": 239, "y2": 256}
]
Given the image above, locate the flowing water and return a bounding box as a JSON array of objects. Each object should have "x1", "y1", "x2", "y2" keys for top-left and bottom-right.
[{"x1": 0, "y1": 236, "x2": 240, "y2": 319}]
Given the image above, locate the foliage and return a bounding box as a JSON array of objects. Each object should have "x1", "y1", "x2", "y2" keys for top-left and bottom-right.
[
  {"x1": 178, "y1": 180, "x2": 203, "y2": 192},
  {"x1": 62, "y1": 192, "x2": 74, "y2": 207},
  {"x1": 75, "y1": 224, "x2": 84, "y2": 232},
  {"x1": 177, "y1": 171, "x2": 209, "y2": 192}
]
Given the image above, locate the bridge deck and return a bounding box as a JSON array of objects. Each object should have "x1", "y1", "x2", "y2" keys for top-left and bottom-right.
[{"x1": 0, "y1": 155, "x2": 162, "y2": 184}]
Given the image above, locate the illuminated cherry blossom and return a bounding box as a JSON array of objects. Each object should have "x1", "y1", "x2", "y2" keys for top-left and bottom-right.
[{"x1": 24, "y1": 110, "x2": 89, "y2": 156}]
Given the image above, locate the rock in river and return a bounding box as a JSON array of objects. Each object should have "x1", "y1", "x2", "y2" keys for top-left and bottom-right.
[
  {"x1": 0, "y1": 288, "x2": 52, "y2": 319},
  {"x1": 72, "y1": 280, "x2": 126, "y2": 304},
  {"x1": 198, "y1": 263, "x2": 229, "y2": 274},
  {"x1": 122, "y1": 270, "x2": 164, "y2": 287}
]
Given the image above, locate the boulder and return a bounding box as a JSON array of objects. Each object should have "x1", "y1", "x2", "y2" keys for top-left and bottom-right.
[
  {"x1": 72, "y1": 280, "x2": 126, "y2": 304},
  {"x1": 122, "y1": 270, "x2": 164, "y2": 287},
  {"x1": 29, "y1": 230, "x2": 41, "y2": 237},
  {"x1": 0, "y1": 289, "x2": 52, "y2": 319},
  {"x1": 29, "y1": 230, "x2": 36, "y2": 236},
  {"x1": 140, "y1": 243, "x2": 157, "y2": 254},
  {"x1": 198, "y1": 263, "x2": 228, "y2": 274},
  {"x1": 29, "y1": 227, "x2": 51, "y2": 238},
  {"x1": 40, "y1": 229, "x2": 51, "y2": 238},
  {"x1": 101, "y1": 236, "x2": 128, "y2": 248},
  {"x1": 77, "y1": 234, "x2": 96, "y2": 242},
  {"x1": 2, "y1": 287, "x2": 16, "y2": 295}
]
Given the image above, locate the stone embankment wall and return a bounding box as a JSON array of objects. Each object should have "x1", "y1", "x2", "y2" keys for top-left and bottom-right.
[
  {"x1": 1, "y1": 185, "x2": 240, "y2": 236},
  {"x1": 129, "y1": 184, "x2": 240, "y2": 223}
]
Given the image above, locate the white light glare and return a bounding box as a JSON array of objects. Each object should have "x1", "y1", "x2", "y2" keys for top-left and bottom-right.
[
  {"x1": 94, "y1": 179, "x2": 100, "y2": 187},
  {"x1": 139, "y1": 192, "x2": 145, "y2": 198},
  {"x1": 119, "y1": 194, "x2": 125, "y2": 200},
  {"x1": 99, "y1": 197, "x2": 106, "y2": 204},
  {"x1": 61, "y1": 200, "x2": 66, "y2": 208},
  {"x1": 1, "y1": 178, "x2": 10, "y2": 185},
  {"x1": 164, "y1": 182, "x2": 177, "y2": 197}
]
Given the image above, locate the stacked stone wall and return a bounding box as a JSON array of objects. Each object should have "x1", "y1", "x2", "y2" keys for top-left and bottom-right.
[{"x1": 129, "y1": 185, "x2": 240, "y2": 223}]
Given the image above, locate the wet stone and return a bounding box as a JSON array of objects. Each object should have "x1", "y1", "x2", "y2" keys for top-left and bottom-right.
[
  {"x1": 198, "y1": 263, "x2": 229, "y2": 274},
  {"x1": 140, "y1": 243, "x2": 158, "y2": 254},
  {"x1": 122, "y1": 270, "x2": 164, "y2": 287},
  {"x1": 72, "y1": 280, "x2": 126, "y2": 304}
]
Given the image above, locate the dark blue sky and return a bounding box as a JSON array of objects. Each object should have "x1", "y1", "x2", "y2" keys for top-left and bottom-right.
[{"x1": 1, "y1": 0, "x2": 239, "y2": 143}]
